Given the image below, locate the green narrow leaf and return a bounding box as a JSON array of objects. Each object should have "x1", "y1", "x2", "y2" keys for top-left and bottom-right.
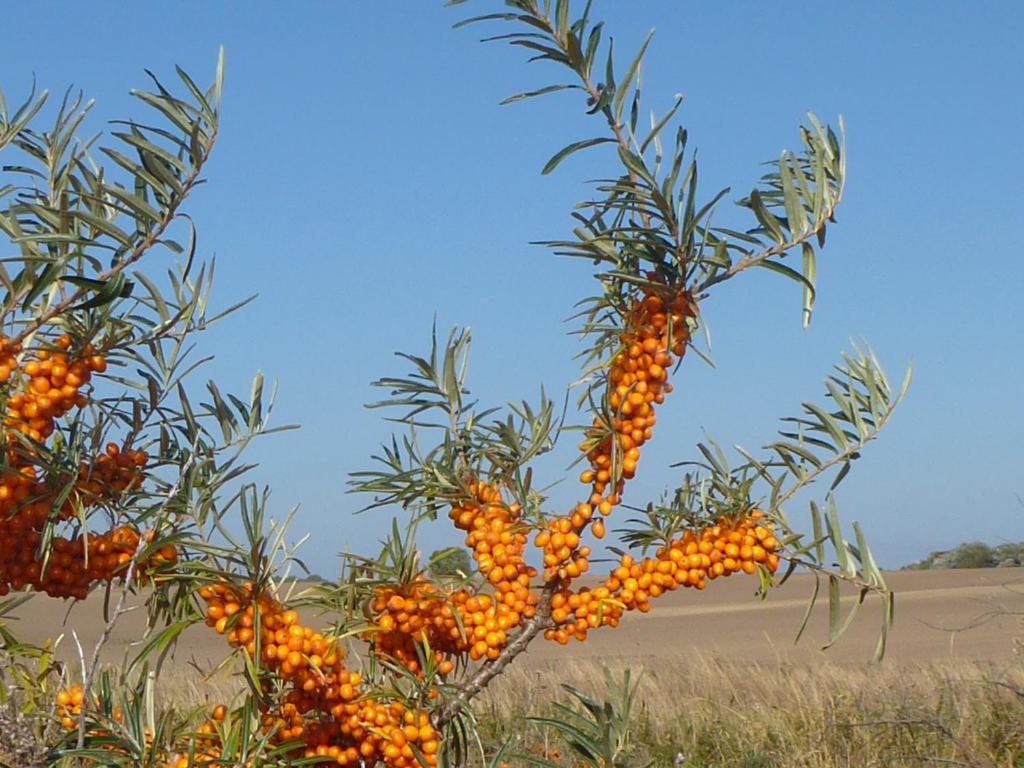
[
  {"x1": 175, "y1": 65, "x2": 213, "y2": 120},
  {"x1": 114, "y1": 130, "x2": 188, "y2": 174},
  {"x1": 508, "y1": 39, "x2": 570, "y2": 64},
  {"x1": 129, "y1": 90, "x2": 194, "y2": 136},
  {"x1": 617, "y1": 146, "x2": 657, "y2": 188},
  {"x1": 75, "y1": 272, "x2": 134, "y2": 310},
  {"x1": 582, "y1": 22, "x2": 604, "y2": 78},
  {"x1": 555, "y1": 0, "x2": 569, "y2": 39},
  {"x1": 132, "y1": 271, "x2": 169, "y2": 322},
  {"x1": 826, "y1": 499, "x2": 854, "y2": 577},
  {"x1": 749, "y1": 189, "x2": 786, "y2": 244},
  {"x1": 139, "y1": 149, "x2": 183, "y2": 193},
  {"x1": 69, "y1": 208, "x2": 134, "y2": 246},
  {"x1": 824, "y1": 587, "x2": 866, "y2": 649},
  {"x1": 897, "y1": 363, "x2": 913, "y2": 402},
  {"x1": 249, "y1": 371, "x2": 265, "y2": 428},
  {"x1": 805, "y1": 401, "x2": 849, "y2": 452},
  {"x1": 794, "y1": 573, "x2": 820, "y2": 644},
  {"x1": 810, "y1": 500, "x2": 824, "y2": 562},
  {"x1": 103, "y1": 184, "x2": 164, "y2": 225},
  {"x1": 827, "y1": 574, "x2": 840, "y2": 642},
  {"x1": 800, "y1": 242, "x2": 816, "y2": 328},
  {"x1": 21, "y1": 261, "x2": 62, "y2": 311},
  {"x1": 541, "y1": 137, "x2": 615, "y2": 175},
  {"x1": 100, "y1": 147, "x2": 172, "y2": 203},
  {"x1": 211, "y1": 46, "x2": 225, "y2": 112},
  {"x1": 829, "y1": 460, "x2": 851, "y2": 491},
  {"x1": 772, "y1": 439, "x2": 824, "y2": 468},
  {"x1": 594, "y1": 37, "x2": 616, "y2": 113},
  {"x1": 756, "y1": 259, "x2": 816, "y2": 322},
  {"x1": 612, "y1": 29, "x2": 653, "y2": 122},
  {"x1": 500, "y1": 83, "x2": 578, "y2": 105},
  {"x1": 451, "y1": 12, "x2": 519, "y2": 29},
  {"x1": 779, "y1": 153, "x2": 809, "y2": 237},
  {"x1": 852, "y1": 520, "x2": 886, "y2": 589},
  {"x1": 128, "y1": 621, "x2": 189, "y2": 673},
  {"x1": 642, "y1": 97, "x2": 682, "y2": 155},
  {"x1": 61, "y1": 275, "x2": 107, "y2": 291}
]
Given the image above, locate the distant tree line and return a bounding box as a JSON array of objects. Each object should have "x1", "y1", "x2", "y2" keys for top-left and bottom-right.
[
  {"x1": 904, "y1": 542, "x2": 1024, "y2": 570},
  {"x1": 428, "y1": 548, "x2": 473, "y2": 579}
]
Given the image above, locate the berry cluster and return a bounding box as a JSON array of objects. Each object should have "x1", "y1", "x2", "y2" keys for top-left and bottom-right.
[
  {"x1": 538, "y1": 283, "x2": 697, "y2": 582},
  {"x1": 449, "y1": 481, "x2": 536, "y2": 600},
  {"x1": 74, "y1": 443, "x2": 149, "y2": 505},
  {"x1": 544, "y1": 512, "x2": 781, "y2": 644},
  {"x1": 198, "y1": 581, "x2": 439, "y2": 767},
  {"x1": 3, "y1": 334, "x2": 102, "y2": 443},
  {"x1": 55, "y1": 684, "x2": 86, "y2": 730},
  {"x1": 0, "y1": 334, "x2": 161, "y2": 599},
  {"x1": 0, "y1": 523, "x2": 173, "y2": 599},
  {"x1": 369, "y1": 580, "x2": 463, "y2": 673},
  {"x1": 366, "y1": 481, "x2": 542, "y2": 673},
  {"x1": 167, "y1": 704, "x2": 250, "y2": 767}
]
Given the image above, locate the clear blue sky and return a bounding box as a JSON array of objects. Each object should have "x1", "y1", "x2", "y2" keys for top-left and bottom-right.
[{"x1": 2, "y1": 3, "x2": 1021, "y2": 576}]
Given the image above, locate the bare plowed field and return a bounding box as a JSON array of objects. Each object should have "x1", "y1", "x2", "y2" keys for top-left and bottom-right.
[{"x1": 7, "y1": 568, "x2": 1022, "y2": 677}]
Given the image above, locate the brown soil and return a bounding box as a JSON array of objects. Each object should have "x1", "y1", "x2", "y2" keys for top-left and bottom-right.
[{"x1": 6, "y1": 568, "x2": 1022, "y2": 678}]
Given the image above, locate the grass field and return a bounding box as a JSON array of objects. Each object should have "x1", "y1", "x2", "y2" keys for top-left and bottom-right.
[
  {"x1": 7, "y1": 568, "x2": 1024, "y2": 766},
  {"x1": 476, "y1": 657, "x2": 1024, "y2": 767}
]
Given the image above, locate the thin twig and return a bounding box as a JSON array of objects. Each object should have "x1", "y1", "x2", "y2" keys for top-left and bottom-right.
[
  {"x1": 699, "y1": 210, "x2": 838, "y2": 292},
  {"x1": 783, "y1": 556, "x2": 889, "y2": 596},
  {"x1": 70, "y1": 630, "x2": 87, "y2": 750},
  {"x1": 538, "y1": 4, "x2": 655, "y2": 233},
  {"x1": 767, "y1": 383, "x2": 905, "y2": 518},
  {"x1": 75, "y1": 447, "x2": 197, "y2": 749}
]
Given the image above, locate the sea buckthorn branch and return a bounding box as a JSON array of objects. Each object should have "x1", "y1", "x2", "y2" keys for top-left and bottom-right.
[
  {"x1": 157, "y1": 491, "x2": 439, "y2": 764},
  {"x1": 453, "y1": 0, "x2": 843, "y2": 340},
  {"x1": 0, "y1": 52, "x2": 238, "y2": 612},
  {"x1": 414, "y1": 298, "x2": 711, "y2": 716},
  {"x1": 355, "y1": 281, "x2": 695, "y2": 664},
  {"x1": 352, "y1": 490, "x2": 540, "y2": 683},
  {"x1": 452, "y1": 1, "x2": 661, "y2": 235},
  {"x1": 346, "y1": 71, "x2": 848, "y2": 762},
  {"x1": 764, "y1": 346, "x2": 911, "y2": 517},
  {"x1": 353, "y1": 328, "x2": 487, "y2": 518},
  {"x1": 534, "y1": 281, "x2": 695, "y2": 584},
  {"x1": 544, "y1": 513, "x2": 781, "y2": 644},
  {"x1": 335, "y1": 6, "x2": 901, "y2": 748},
  {"x1": 5, "y1": 142, "x2": 212, "y2": 351},
  {"x1": 0, "y1": 56, "x2": 296, "y2": 767},
  {"x1": 696, "y1": 118, "x2": 845, "y2": 306},
  {"x1": 0, "y1": 52, "x2": 223, "y2": 345},
  {"x1": 613, "y1": 343, "x2": 909, "y2": 658}
]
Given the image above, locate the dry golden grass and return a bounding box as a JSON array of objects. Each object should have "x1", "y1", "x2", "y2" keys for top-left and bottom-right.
[{"x1": 476, "y1": 657, "x2": 1024, "y2": 767}]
